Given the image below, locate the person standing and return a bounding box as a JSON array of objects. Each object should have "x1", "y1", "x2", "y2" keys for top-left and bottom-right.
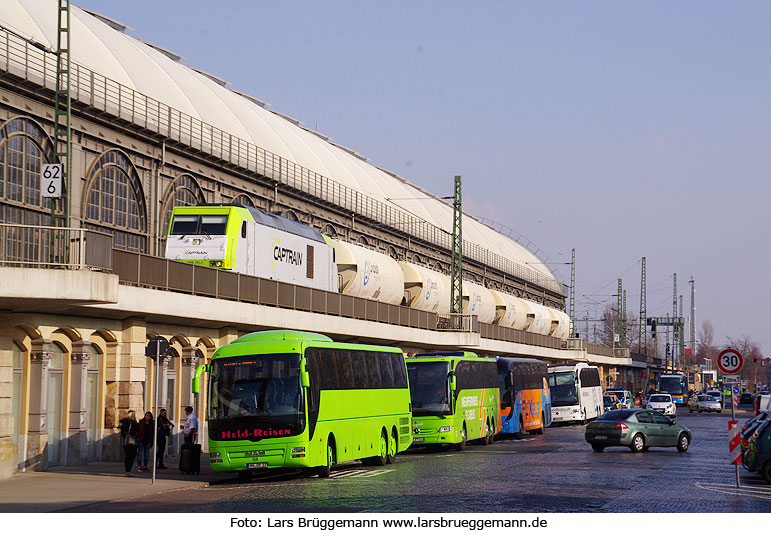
[
  {"x1": 156, "y1": 408, "x2": 172, "y2": 469},
  {"x1": 180, "y1": 406, "x2": 198, "y2": 444},
  {"x1": 119, "y1": 410, "x2": 139, "y2": 476},
  {"x1": 136, "y1": 411, "x2": 154, "y2": 472}
]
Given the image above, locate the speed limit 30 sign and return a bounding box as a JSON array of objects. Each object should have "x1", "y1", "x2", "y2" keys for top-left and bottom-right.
[{"x1": 717, "y1": 348, "x2": 743, "y2": 375}]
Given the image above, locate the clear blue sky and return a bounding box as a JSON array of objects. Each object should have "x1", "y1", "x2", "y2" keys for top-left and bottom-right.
[{"x1": 76, "y1": 0, "x2": 771, "y2": 354}]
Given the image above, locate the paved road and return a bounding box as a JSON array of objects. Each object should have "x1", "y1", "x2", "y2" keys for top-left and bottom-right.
[{"x1": 63, "y1": 408, "x2": 771, "y2": 513}]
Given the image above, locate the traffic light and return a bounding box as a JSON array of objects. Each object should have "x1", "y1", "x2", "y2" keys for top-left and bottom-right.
[
  {"x1": 754, "y1": 356, "x2": 758, "y2": 363},
  {"x1": 651, "y1": 320, "x2": 657, "y2": 338}
]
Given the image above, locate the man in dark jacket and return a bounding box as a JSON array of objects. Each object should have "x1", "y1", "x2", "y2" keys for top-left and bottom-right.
[{"x1": 156, "y1": 408, "x2": 172, "y2": 469}]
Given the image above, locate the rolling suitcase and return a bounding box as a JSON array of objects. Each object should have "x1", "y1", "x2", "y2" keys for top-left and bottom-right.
[{"x1": 179, "y1": 443, "x2": 201, "y2": 474}]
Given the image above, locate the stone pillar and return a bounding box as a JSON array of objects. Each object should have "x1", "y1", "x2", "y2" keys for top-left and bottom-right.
[
  {"x1": 26, "y1": 340, "x2": 51, "y2": 472},
  {"x1": 0, "y1": 326, "x2": 17, "y2": 479},
  {"x1": 104, "y1": 319, "x2": 146, "y2": 460},
  {"x1": 179, "y1": 347, "x2": 200, "y2": 446},
  {"x1": 218, "y1": 327, "x2": 239, "y2": 347},
  {"x1": 66, "y1": 343, "x2": 90, "y2": 466},
  {"x1": 179, "y1": 347, "x2": 199, "y2": 419}
]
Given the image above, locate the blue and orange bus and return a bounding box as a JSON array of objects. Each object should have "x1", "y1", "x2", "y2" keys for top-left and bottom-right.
[
  {"x1": 658, "y1": 373, "x2": 688, "y2": 405},
  {"x1": 496, "y1": 357, "x2": 551, "y2": 437}
]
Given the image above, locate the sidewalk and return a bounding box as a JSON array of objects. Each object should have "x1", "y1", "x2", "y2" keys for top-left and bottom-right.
[{"x1": 0, "y1": 452, "x2": 216, "y2": 513}]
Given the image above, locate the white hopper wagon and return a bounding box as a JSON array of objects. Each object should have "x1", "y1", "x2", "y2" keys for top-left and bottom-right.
[{"x1": 333, "y1": 240, "x2": 405, "y2": 305}]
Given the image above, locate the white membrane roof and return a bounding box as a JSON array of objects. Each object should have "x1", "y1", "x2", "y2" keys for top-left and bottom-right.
[{"x1": 4, "y1": 0, "x2": 559, "y2": 291}]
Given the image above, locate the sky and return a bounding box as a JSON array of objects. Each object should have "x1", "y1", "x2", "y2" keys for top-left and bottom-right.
[{"x1": 73, "y1": 0, "x2": 771, "y2": 354}]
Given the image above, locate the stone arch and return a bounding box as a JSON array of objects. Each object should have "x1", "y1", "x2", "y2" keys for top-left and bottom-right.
[
  {"x1": 83, "y1": 149, "x2": 148, "y2": 253},
  {"x1": 357, "y1": 235, "x2": 369, "y2": 247},
  {"x1": 386, "y1": 245, "x2": 399, "y2": 260},
  {"x1": 52, "y1": 327, "x2": 83, "y2": 343}
]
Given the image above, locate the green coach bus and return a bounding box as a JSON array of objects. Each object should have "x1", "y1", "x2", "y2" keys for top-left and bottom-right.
[
  {"x1": 406, "y1": 352, "x2": 499, "y2": 450},
  {"x1": 192, "y1": 330, "x2": 412, "y2": 477}
]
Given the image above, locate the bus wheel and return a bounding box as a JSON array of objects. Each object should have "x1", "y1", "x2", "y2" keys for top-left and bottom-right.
[
  {"x1": 535, "y1": 414, "x2": 545, "y2": 435},
  {"x1": 386, "y1": 428, "x2": 398, "y2": 464},
  {"x1": 372, "y1": 429, "x2": 388, "y2": 466},
  {"x1": 318, "y1": 436, "x2": 336, "y2": 478},
  {"x1": 514, "y1": 417, "x2": 525, "y2": 440},
  {"x1": 455, "y1": 424, "x2": 467, "y2": 451}
]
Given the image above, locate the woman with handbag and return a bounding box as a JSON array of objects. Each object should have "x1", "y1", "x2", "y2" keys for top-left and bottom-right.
[{"x1": 119, "y1": 410, "x2": 140, "y2": 476}]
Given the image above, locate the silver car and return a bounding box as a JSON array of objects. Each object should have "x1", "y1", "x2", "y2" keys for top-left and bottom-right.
[
  {"x1": 689, "y1": 394, "x2": 722, "y2": 413},
  {"x1": 646, "y1": 393, "x2": 676, "y2": 416}
]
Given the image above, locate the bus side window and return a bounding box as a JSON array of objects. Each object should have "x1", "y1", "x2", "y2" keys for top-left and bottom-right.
[{"x1": 241, "y1": 221, "x2": 247, "y2": 238}]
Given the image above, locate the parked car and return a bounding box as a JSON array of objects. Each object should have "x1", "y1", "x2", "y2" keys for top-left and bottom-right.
[
  {"x1": 689, "y1": 394, "x2": 722, "y2": 413},
  {"x1": 605, "y1": 388, "x2": 633, "y2": 409},
  {"x1": 742, "y1": 411, "x2": 770, "y2": 435},
  {"x1": 742, "y1": 420, "x2": 766, "y2": 453},
  {"x1": 603, "y1": 395, "x2": 621, "y2": 412},
  {"x1": 585, "y1": 409, "x2": 691, "y2": 453},
  {"x1": 739, "y1": 393, "x2": 755, "y2": 405},
  {"x1": 646, "y1": 394, "x2": 676, "y2": 416},
  {"x1": 706, "y1": 390, "x2": 723, "y2": 408},
  {"x1": 742, "y1": 420, "x2": 771, "y2": 483}
]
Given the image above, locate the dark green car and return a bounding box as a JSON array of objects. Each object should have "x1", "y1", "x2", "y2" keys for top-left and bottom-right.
[{"x1": 585, "y1": 409, "x2": 691, "y2": 453}]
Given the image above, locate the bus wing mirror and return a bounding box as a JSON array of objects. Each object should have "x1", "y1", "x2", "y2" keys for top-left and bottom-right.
[
  {"x1": 301, "y1": 371, "x2": 310, "y2": 388},
  {"x1": 192, "y1": 364, "x2": 209, "y2": 394},
  {"x1": 449, "y1": 374, "x2": 457, "y2": 392}
]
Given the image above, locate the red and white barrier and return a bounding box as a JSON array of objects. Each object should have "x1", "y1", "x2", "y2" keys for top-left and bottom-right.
[{"x1": 728, "y1": 420, "x2": 741, "y2": 465}]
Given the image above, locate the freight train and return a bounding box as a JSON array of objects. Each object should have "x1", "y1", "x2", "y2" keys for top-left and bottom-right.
[{"x1": 165, "y1": 205, "x2": 571, "y2": 339}]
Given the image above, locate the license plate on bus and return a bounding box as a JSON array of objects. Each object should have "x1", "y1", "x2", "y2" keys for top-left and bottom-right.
[
  {"x1": 412, "y1": 437, "x2": 425, "y2": 443},
  {"x1": 594, "y1": 435, "x2": 607, "y2": 439},
  {"x1": 246, "y1": 462, "x2": 268, "y2": 469}
]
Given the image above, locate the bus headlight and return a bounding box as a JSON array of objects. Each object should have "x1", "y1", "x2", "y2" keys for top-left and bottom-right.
[
  {"x1": 209, "y1": 260, "x2": 223, "y2": 267},
  {"x1": 438, "y1": 426, "x2": 454, "y2": 433},
  {"x1": 210, "y1": 452, "x2": 222, "y2": 458},
  {"x1": 291, "y1": 447, "x2": 305, "y2": 453}
]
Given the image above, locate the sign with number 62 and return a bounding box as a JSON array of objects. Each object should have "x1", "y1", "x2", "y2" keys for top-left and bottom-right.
[{"x1": 41, "y1": 163, "x2": 63, "y2": 198}]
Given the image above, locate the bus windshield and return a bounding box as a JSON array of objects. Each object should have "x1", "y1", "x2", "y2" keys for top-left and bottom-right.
[
  {"x1": 208, "y1": 354, "x2": 305, "y2": 439},
  {"x1": 659, "y1": 376, "x2": 685, "y2": 396},
  {"x1": 170, "y1": 214, "x2": 229, "y2": 236},
  {"x1": 548, "y1": 371, "x2": 578, "y2": 407},
  {"x1": 406, "y1": 361, "x2": 451, "y2": 416}
]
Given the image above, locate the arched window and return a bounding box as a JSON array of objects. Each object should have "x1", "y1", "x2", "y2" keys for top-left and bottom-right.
[
  {"x1": 84, "y1": 150, "x2": 148, "y2": 253},
  {"x1": 0, "y1": 117, "x2": 55, "y2": 225},
  {"x1": 357, "y1": 235, "x2": 369, "y2": 247},
  {"x1": 160, "y1": 174, "x2": 205, "y2": 236},
  {"x1": 320, "y1": 223, "x2": 337, "y2": 238},
  {"x1": 231, "y1": 193, "x2": 255, "y2": 207},
  {"x1": 386, "y1": 246, "x2": 398, "y2": 260},
  {"x1": 282, "y1": 209, "x2": 300, "y2": 222}
]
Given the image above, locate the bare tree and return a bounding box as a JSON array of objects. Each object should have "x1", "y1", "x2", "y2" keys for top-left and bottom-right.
[{"x1": 725, "y1": 335, "x2": 765, "y2": 391}]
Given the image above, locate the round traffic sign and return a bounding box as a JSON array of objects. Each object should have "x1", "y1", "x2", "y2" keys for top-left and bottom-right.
[{"x1": 717, "y1": 348, "x2": 743, "y2": 374}]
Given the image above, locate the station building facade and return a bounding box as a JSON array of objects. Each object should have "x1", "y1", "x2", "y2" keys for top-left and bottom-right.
[{"x1": 0, "y1": 4, "x2": 646, "y2": 478}]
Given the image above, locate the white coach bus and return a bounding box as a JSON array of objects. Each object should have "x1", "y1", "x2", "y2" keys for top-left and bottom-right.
[{"x1": 548, "y1": 363, "x2": 603, "y2": 424}]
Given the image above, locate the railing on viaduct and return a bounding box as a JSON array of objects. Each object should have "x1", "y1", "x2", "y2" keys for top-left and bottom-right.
[{"x1": 0, "y1": 224, "x2": 584, "y2": 352}]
